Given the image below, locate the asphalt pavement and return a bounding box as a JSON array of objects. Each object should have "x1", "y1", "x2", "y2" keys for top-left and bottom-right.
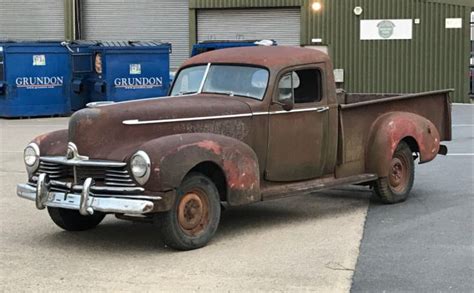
[{"x1": 352, "y1": 104, "x2": 474, "y2": 292}]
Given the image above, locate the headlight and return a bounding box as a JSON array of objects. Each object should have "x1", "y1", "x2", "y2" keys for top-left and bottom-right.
[
  {"x1": 24, "y1": 143, "x2": 40, "y2": 171},
  {"x1": 130, "y1": 151, "x2": 151, "y2": 185}
]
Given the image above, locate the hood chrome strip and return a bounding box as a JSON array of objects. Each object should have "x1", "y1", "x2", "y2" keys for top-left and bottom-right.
[
  {"x1": 122, "y1": 107, "x2": 325, "y2": 125},
  {"x1": 123, "y1": 113, "x2": 253, "y2": 125}
]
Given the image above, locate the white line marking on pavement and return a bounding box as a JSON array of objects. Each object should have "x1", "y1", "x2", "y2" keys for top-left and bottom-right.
[
  {"x1": 452, "y1": 103, "x2": 474, "y2": 106},
  {"x1": 447, "y1": 153, "x2": 474, "y2": 156},
  {"x1": 452, "y1": 124, "x2": 474, "y2": 127}
]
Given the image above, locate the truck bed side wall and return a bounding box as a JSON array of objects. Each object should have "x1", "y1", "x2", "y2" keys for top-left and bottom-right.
[{"x1": 336, "y1": 91, "x2": 451, "y2": 178}]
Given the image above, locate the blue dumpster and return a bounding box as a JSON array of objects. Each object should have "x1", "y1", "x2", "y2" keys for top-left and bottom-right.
[
  {"x1": 191, "y1": 39, "x2": 277, "y2": 57},
  {"x1": 0, "y1": 41, "x2": 74, "y2": 117},
  {"x1": 88, "y1": 41, "x2": 171, "y2": 103}
]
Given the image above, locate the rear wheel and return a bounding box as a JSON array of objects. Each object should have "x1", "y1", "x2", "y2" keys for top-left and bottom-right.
[
  {"x1": 373, "y1": 141, "x2": 415, "y2": 204},
  {"x1": 156, "y1": 173, "x2": 221, "y2": 250},
  {"x1": 47, "y1": 207, "x2": 106, "y2": 231}
]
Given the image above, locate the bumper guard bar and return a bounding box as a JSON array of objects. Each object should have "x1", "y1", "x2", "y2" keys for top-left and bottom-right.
[{"x1": 18, "y1": 174, "x2": 157, "y2": 216}]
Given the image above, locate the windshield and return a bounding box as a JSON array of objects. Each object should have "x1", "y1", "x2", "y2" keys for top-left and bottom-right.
[
  {"x1": 170, "y1": 65, "x2": 207, "y2": 96},
  {"x1": 171, "y1": 64, "x2": 269, "y2": 100}
]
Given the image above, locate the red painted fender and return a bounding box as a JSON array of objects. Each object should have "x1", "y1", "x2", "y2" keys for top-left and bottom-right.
[
  {"x1": 366, "y1": 112, "x2": 440, "y2": 177},
  {"x1": 139, "y1": 133, "x2": 261, "y2": 206}
]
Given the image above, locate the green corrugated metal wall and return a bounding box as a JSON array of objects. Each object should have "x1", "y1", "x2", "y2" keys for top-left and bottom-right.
[{"x1": 190, "y1": 0, "x2": 472, "y2": 102}]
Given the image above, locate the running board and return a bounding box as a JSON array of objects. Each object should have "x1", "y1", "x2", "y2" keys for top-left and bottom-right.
[{"x1": 261, "y1": 173, "x2": 378, "y2": 201}]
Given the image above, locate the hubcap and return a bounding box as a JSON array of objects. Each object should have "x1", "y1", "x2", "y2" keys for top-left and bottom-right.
[
  {"x1": 177, "y1": 190, "x2": 209, "y2": 236},
  {"x1": 389, "y1": 156, "x2": 408, "y2": 193}
]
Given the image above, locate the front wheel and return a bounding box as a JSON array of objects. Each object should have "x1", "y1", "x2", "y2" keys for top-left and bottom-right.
[
  {"x1": 47, "y1": 207, "x2": 106, "y2": 231},
  {"x1": 155, "y1": 173, "x2": 221, "y2": 250},
  {"x1": 373, "y1": 141, "x2": 415, "y2": 204}
]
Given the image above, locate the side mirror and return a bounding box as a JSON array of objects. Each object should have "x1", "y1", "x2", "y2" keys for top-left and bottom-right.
[
  {"x1": 276, "y1": 72, "x2": 298, "y2": 111},
  {"x1": 276, "y1": 93, "x2": 294, "y2": 111}
]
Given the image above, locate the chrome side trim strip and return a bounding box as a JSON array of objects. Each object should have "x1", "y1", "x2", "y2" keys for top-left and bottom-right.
[
  {"x1": 252, "y1": 112, "x2": 268, "y2": 116},
  {"x1": 123, "y1": 107, "x2": 328, "y2": 125},
  {"x1": 123, "y1": 113, "x2": 253, "y2": 125},
  {"x1": 269, "y1": 107, "x2": 325, "y2": 115}
]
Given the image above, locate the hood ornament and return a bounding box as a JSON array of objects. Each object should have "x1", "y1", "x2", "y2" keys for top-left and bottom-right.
[
  {"x1": 67, "y1": 142, "x2": 89, "y2": 160},
  {"x1": 86, "y1": 101, "x2": 115, "y2": 108}
]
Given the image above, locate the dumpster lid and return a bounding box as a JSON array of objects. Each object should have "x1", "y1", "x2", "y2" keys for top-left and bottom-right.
[
  {"x1": 0, "y1": 40, "x2": 72, "y2": 46},
  {"x1": 92, "y1": 40, "x2": 171, "y2": 48}
]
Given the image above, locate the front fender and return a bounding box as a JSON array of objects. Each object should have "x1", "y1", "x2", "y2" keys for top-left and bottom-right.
[
  {"x1": 139, "y1": 133, "x2": 261, "y2": 206},
  {"x1": 366, "y1": 112, "x2": 440, "y2": 177},
  {"x1": 31, "y1": 129, "x2": 69, "y2": 156}
]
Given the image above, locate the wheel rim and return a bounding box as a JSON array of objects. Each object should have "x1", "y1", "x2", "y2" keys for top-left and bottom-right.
[
  {"x1": 389, "y1": 155, "x2": 409, "y2": 193},
  {"x1": 177, "y1": 189, "x2": 209, "y2": 236}
]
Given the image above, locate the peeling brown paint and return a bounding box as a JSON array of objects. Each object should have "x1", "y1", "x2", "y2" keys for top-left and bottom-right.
[
  {"x1": 32, "y1": 129, "x2": 68, "y2": 156},
  {"x1": 197, "y1": 140, "x2": 222, "y2": 155}
]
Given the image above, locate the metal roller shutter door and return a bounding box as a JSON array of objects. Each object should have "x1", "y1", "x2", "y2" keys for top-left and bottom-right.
[
  {"x1": 82, "y1": 0, "x2": 189, "y2": 69},
  {"x1": 0, "y1": 0, "x2": 64, "y2": 40},
  {"x1": 197, "y1": 8, "x2": 300, "y2": 46}
]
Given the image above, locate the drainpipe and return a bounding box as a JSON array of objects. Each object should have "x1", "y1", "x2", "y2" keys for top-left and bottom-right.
[
  {"x1": 64, "y1": 0, "x2": 82, "y2": 40},
  {"x1": 75, "y1": 0, "x2": 82, "y2": 39}
]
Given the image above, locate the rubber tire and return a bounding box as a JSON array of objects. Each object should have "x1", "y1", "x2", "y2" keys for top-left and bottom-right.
[
  {"x1": 373, "y1": 141, "x2": 415, "y2": 204},
  {"x1": 47, "y1": 207, "x2": 106, "y2": 231},
  {"x1": 156, "y1": 173, "x2": 221, "y2": 251}
]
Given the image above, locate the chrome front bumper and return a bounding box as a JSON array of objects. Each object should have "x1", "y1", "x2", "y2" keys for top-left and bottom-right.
[{"x1": 17, "y1": 173, "x2": 158, "y2": 216}]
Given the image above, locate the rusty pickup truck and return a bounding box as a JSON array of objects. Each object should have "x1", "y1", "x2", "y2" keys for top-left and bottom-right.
[{"x1": 17, "y1": 46, "x2": 451, "y2": 250}]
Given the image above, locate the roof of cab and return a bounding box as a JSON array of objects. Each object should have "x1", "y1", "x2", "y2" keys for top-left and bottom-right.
[{"x1": 181, "y1": 46, "x2": 330, "y2": 71}]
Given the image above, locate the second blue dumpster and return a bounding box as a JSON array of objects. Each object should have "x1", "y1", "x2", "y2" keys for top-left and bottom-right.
[{"x1": 88, "y1": 41, "x2": 171, "y2": 103}]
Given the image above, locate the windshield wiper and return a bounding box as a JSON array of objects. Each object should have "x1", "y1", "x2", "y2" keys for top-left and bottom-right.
[
  {"x1": 177, "y1": 91, "x2": 198, "y2": 96},
  {"x1": 204, "y1": 91, "x2": 235, "y2": 96}
]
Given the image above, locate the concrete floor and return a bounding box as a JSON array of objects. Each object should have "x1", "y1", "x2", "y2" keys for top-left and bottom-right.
[
  {"x1": 0, "y1": 105, "x2": 471, "y2": 292},
  {"x1": 0, "y1": 117, "x2": 369, "y2": 292}
]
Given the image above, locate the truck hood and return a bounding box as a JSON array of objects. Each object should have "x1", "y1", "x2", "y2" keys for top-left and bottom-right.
[{"x1": 68, "y1": 94, "x2": 253, "y2": 161}]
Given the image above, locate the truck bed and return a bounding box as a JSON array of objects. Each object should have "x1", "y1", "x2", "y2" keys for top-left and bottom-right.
[{"x1": 335, "y1": 89, "x2": 452, "y2": 178}]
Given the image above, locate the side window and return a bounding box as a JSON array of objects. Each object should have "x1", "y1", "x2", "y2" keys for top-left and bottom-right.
[{"x1": 293, "y1": 69, "x2": 322, "y2": 104}]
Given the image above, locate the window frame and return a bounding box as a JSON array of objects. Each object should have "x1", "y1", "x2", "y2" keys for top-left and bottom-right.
[
  {"x1": 274, "y1": 64, "x2": 326, "y2": 106},
  {"x1": 170, "y1": 63, "x2": 271, "y2": 101}
]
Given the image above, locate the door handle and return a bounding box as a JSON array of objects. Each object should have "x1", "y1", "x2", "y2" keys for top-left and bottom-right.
[{"x1": 315, "y1": 106, "x2": 329, "y2": 113}]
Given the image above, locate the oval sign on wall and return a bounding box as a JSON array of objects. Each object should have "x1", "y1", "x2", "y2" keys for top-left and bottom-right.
[
  {"x1": 377, "y1": 20, "x2": 396, "y2": 38},
  {"x1": 360, "y1": 19, "x2": 413, "y2": 40}
]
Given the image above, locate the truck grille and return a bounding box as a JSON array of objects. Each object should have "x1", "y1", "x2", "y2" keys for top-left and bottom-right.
[{"x1": 35, "y1": 160, "x2": 136, "y2": 187}]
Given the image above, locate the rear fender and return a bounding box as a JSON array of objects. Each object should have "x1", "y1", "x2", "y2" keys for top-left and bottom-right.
[
  {"x1": 366, "y1": 112, "x2": 440, "y2": 177},
  {"x1": 139, "y1": 133, "x2": 261, "y2": 206}
]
